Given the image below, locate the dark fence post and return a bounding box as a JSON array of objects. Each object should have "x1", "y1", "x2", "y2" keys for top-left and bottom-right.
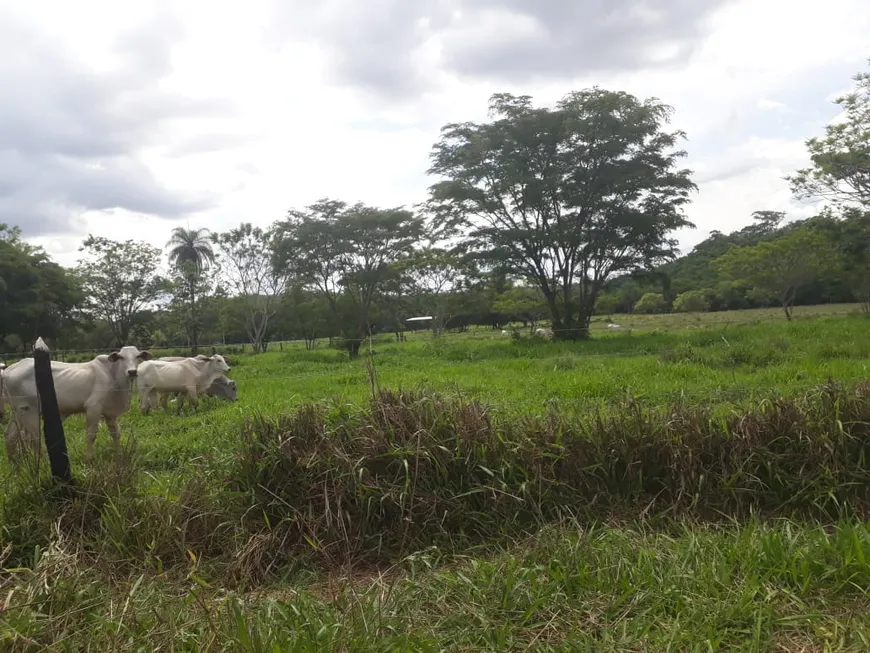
[{"x1": 33, "y1": 337, "x2": 73, "y2": 483}]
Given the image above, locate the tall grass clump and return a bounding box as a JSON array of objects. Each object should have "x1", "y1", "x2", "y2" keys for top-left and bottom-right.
[{"x1": 231, "y1": 381, "x2": 870, "y2": 568}]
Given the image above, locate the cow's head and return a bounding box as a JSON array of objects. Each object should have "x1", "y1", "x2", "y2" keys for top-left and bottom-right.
[
  {"x1": 195, "y1": 354, "x2": 231, "y2": 374},
  {"x1": 108, "y1": 346, "x2": 153, "y2": 378}
]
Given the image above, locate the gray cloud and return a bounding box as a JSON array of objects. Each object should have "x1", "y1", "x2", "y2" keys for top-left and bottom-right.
[
  {"x1": 273, "y1": 0, "x2": 735, "y2": 99},
  {"x1": 0, "y1": 9, "x2": 237, "y2": 238},
  {"x1": 440, "y1": 0, "x2": 732, "y2": 81}
]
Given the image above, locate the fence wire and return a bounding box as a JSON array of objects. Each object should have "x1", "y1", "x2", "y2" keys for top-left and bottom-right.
[{"x1": 0, "y1": 308, "x2": 862, "y2": 363}]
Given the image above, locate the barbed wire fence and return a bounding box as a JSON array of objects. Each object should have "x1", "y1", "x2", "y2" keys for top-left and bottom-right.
[
  {"x1": 0, "y1": 308, "x2": 863, "y2": 365},
  {"x1": 0, "y1": 306, "x2": 865, "y2": 447}
]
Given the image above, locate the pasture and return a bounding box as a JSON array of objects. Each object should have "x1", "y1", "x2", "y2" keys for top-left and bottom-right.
[{"x1": 3, "y1": 307, "x2": 870, "y2": 650}]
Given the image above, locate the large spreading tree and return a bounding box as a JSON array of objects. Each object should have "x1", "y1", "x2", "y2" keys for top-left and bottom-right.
[
  {"x1": 788, "y1": 59, "x2": 870, "y2": 209},
  {"x1": 427, "y1": 89, "x2": 696, "y2": 339}
]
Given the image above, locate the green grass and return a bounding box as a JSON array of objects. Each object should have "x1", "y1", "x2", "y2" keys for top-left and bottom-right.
[
  {"x1": 82, "y1": 311, "x2": 870, "y2": 472},
  {"x1": 5, "y1": 520, "x2": 870, "y2": 650},
  {"x1": 3, "y1": 308, "x2": 870, "y2": 650}
]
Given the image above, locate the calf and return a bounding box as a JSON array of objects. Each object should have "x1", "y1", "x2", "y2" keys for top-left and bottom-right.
[
  {"x1": 152, "y1": 356, "x2": 236, "y2": 408},
  {"x1": 137, "y1": 354, "x2": 231, "y2": 414},
  {"x1": 1, "y1": 345, "x2": 152, "y2": 461},
  {"x1": 158, "y1": 374, "x2": 237, "y2": 408}
]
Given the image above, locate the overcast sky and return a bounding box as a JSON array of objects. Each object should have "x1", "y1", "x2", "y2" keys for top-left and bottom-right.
[{"x1": 2, "y1": 0, "x2": 868, "y2": 268}]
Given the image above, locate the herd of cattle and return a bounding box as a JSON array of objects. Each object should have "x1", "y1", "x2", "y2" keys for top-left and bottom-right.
[
  {"x1": 501, "y1": 324, "x2": 623, "y2": 338},
  {"x1": 0, "y1": 345, "x2": 237, "y2": 461}
]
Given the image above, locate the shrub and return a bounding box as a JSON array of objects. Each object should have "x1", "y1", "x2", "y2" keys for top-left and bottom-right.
[
  {"x1": 633, "y1": 292, "x2": 669, "y2": 314},
  {"x1": 672, "y1": 290, "x2": 710, "y2": 313},
  {"x1": 230, "y1": 383, "x2": 870, "y2": 569},
  {"x1": 593, "y1": 293, "x2": 620, "y2": 315},
  {"x1": 7, "y1": 382, "x2": 870, "y2": 579}
]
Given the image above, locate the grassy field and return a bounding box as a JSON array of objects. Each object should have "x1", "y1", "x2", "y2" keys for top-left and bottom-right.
[{"x1": 3, "y1": 306, "x2": 870, "y2": 650}]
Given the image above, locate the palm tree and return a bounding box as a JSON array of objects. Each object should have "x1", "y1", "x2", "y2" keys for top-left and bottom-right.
[
  {"x1": 166, "y1": 227, "x2": 215, "y2": 272},
  {"x1": 166, "y1": 227, "x2": 215, "y2": 353}
]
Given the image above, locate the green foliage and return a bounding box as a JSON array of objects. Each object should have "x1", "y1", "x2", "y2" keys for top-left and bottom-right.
[
  {"x1": 274, "y1": 286, "x2": 333, "y2": 349},
  {"x1": 672, "y1": 289, "x2": 711, "y2": 313},
  {"x1": 166, "y1": 226, "x2": 216, "y2": 272},
  {"x1": 273, "y1": 198, "x2": 426, "y2": 356},
  {"x1": 633, "y1": 292, "x2": 669, "y2": 314},
  {"x1": 0, "y1": 225, "x2": 83, "y2": 350},
  {"x1": 715, "y1": 227, "x2": 839, "y2": 320},
  {"x1": 592, "y1": 292, "x2": 620, "y2": 315},
  {"x1": 401, "y1": 246, "x2": 470, "y2": 336},
  {"x1": 814, "y1": 208, "x2": 870, "y2": 311},
  {"x1": 427, "y1": 88, "x2": 696, "y2": 339},
  {"x1": 166, "y1": 262, "x2": 217, "y2": 352},
  {"x1": 75, "y1": 235, "x2": 166, "y2": 346},
  {"x1": 491, "y1": 285, "x2": 548, "y2": 332},
  {"x1": 212, "y1": 223, "x2": 289, "y2": 353},
  {"x1": 788, "y1": 59, "x2": 870, "y2": 209}
]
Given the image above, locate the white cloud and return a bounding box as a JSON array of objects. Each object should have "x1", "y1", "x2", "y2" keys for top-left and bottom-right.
[
  {"x1": 758, "y1": 99, "x2": 788, "y2": 112},
  {"x1": 2, "y1": 0, "x2": 867, "y2": 269}
]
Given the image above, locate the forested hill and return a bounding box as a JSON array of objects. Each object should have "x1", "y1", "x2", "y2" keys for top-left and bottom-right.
[{"x1": 596, "y1": 209, "x2": 868, "y2": 315}]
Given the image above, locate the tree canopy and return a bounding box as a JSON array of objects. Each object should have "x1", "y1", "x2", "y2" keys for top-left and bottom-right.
[
  {"x1": 788, "y1": 59, "x2": 870, "y2": 209},
  {"x1": 273, "y1": 199, "x2": 425, "y2": 356},
  {"x1": 76, "y1": 235, "x2": 166, "y2": 346},
  {"x1": 714, "y1": 227, "x2": 838, "y2": 320},
  {"x1": 7, "y1": 61, "x2": 870, "y2": 354},
  {"x1": 427, "y1": 88, "x2": 696, "y2": 339}
]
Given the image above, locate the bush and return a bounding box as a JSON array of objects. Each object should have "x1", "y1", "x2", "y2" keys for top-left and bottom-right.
[
  {"x1": 633, "y1": 292, "x2": 669, "y2": 314},
  {"x1": 708, "y1": 281, "x2": 751, "y2": 311},
  {"x1": 672, "y1": 290, "x2": 711, "y2": 313},
  {"x1": 593, "y1": 293, "x2": 620, "y2": 315},
  {"x1": 231, "y1": 383, "x2": 870, "y2": 569},
  {"x1": 7, "y1": 382, "x2": 870, "y2": 579}
]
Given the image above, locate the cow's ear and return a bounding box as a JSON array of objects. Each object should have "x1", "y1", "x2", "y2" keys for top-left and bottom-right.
[
  {"x1": 138, "y1": 351, "x2": 153, "y2": 361},
  {"x1": 195, "y1": 354, "x2": 210, "y2": 361},
  {"x1": 108, "y1": 352, "x2": 122, "y2": 362}
]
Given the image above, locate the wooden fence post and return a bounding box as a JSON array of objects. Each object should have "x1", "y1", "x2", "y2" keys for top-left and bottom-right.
[{"x1": 33, "y1": 337, "x2": 73, "y2": 483}]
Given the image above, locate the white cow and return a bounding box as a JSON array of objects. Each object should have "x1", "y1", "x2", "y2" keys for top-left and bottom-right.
[
  {"x1": 606, "y1": 323, "x2": 622, "y2": 330},
  {"x1": 137, "y1": 354, "x2": 231, "y2": 414},
  {"x1": 535, "y1": 327, "x2": 554, "y2": 339},
  {"x1": 1, "y1": 345, "x2": 153, "y2": 461},
  {"x1": 152, "y1": 356, "x2": 236, "y2": 408}
]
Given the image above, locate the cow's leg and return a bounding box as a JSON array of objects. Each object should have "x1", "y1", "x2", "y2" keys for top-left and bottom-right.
[
  {"x1": 159, "y1": 392, "x2": 169, "y2": 410},
  {"x1": 140, "y1": 385, "x2": 153, "y2": 415},
  {"x1": 5, "y1": 407, "x2": 40, "y2": 462},
  {"x1": 185, "y1": 386, "x2": 199, "y2": 412},
  {"x1": 83, "y1": 406, "x2": 102, "y2": 462},
  {"x1": 104, "y1": 415, "x2": 121, "y2": 455},
  {"x1": 4, "y1": 419, "x2": 22, "y2": 461}
]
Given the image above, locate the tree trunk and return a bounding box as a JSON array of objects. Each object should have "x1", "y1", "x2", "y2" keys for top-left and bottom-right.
[
  {"x1": 348, "y1": 338, "x2": 362, "y2": 358},
  {"x1": 780, "y1": 286, "x2": 795, "y2": 321},
  {"x1": 190, "y1": 280, "x2": 198, "y2": 354}
]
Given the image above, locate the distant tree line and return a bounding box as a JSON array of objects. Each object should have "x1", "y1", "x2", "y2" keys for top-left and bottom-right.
[{"x1": 3, "y1": 61, "x2": 868, "y2": 353}]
